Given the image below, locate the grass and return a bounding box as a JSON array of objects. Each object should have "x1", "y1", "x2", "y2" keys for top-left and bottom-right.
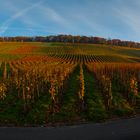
[
  {"x1": 0, "y1": 42, "x2": 140, "y2": 126},
  {"x1": 0, "y1": 42, "x2": 139, "y2": 62},
  {"x1": 46, "y1": 66, "x2": 81, "y2": 123},
  {"x1": 17, "y1": 66, "x2": 81, "y2": 125},
  {"x1": 83, "y1": 66, "x2": 107, "y2": 122},
  {"x1": 111, "y1": 76, "x2": 134, "y2": 117}
]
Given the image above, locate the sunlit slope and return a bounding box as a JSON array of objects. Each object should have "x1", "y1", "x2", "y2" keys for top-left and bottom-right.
[
  {"x1": 38, "y1": 43, "x2": 140, "y2": 63},
  {"x1": 0, "y1": 42, "x2": 41, "y2": 61},
  {"x1": 0, "y1": 42, "x2": 140, "y2": 62}
]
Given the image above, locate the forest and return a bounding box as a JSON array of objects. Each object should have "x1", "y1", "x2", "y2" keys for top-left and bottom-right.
[{"x1": 0, "y1": 35, "x2": 140, "y2": 48}]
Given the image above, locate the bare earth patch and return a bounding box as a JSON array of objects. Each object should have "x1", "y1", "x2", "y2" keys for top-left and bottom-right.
[{"x1": 9, "y1": 46, "x2": 39, "y2": 54}]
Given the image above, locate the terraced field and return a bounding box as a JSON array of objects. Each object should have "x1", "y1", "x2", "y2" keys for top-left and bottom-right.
[{"x1": 0, "y1": 42, "x2": 140, "y2": 126}]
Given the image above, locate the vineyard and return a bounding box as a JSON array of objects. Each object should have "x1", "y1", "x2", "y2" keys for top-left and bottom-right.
[{"x1": 0, "y1": 42, "x2": 140, "y2": 126}]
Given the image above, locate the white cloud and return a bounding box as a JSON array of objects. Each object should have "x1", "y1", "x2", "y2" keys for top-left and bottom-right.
[
  {"x1": 114, "y1": 2, "x2": 140, "y2": 34},
  {"x1": 0, "y1": 1, "x2": 43, "y2": 35},
  {"x1": 35, "y1": 4, "x2": 69, "y2": 26},
  {"x1": 0, "y1": 0, "x2": 70, "y2": 35}
]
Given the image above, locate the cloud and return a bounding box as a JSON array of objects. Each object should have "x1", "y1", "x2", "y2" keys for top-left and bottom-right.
[
  {"x1": 2, "y1": 26, "x2": 60, "y2": 36},
  {"x1": 1, "y1": 0, "x2": 140, "y2": 42},
  {"x1": 0, "y1": 0, "x2": 70, "y2": 36},
  {"x1": 0, "y1": 1, "x2": 43, "y2": 35},
  {"x1": 34, "y1": 3, "x2": 69, "y2": 27},
  {"x1": 114, "y1": 1, "x2": 140, "y2": 35}
]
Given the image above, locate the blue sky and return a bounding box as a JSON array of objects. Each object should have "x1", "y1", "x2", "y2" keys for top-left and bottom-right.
[{"x1": 0, "y1": 0, "x2": 140, "y2": 42}]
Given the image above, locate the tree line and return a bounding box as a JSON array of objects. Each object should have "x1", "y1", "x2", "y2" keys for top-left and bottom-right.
[{"x1": 0, "y1": 35, "x2": 140, "y2": 48}]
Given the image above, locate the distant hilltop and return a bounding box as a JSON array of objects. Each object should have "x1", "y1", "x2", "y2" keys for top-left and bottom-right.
[{"x1": 0, "y1": 35, "x2": 140, "y2": 48}]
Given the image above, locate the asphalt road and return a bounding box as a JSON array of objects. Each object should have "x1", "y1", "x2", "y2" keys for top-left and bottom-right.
[{"x1": 0, "y1": 117, "x2": 140, "y2": 140}]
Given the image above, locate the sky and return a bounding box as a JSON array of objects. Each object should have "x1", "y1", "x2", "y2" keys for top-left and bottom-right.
[{"x1": 0, "y1": 0, "x2": 140, "y2": 42}]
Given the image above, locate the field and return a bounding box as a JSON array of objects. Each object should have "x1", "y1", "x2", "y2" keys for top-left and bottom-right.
[{"x1": 0, "y1": 42, "x2": 140, "y2": 126}]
